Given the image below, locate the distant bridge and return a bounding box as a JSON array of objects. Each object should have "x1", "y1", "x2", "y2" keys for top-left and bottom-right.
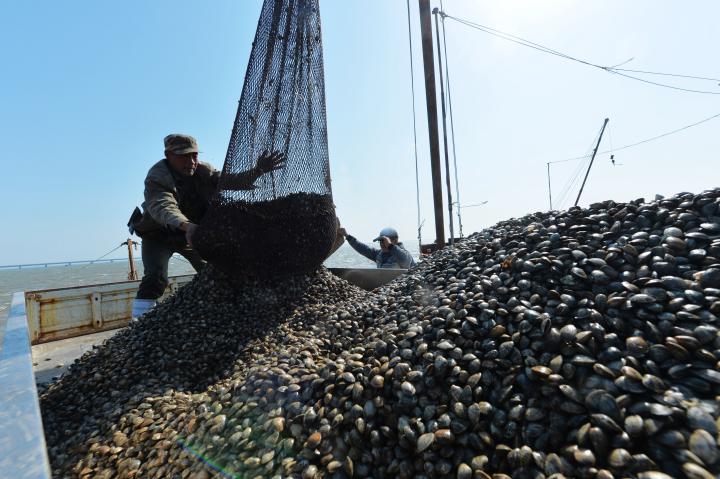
[{"x1": 0, "y1": 258, "x2": 134, "y2": 270}]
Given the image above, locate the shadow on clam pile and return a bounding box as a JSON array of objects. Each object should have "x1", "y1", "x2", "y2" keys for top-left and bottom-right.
[
  {"x1": 41, "y1": 188, "x2": 720, "y2": 479},
  {"x1": 40, "y1": 266, "x2": 376, "y2": 477}
]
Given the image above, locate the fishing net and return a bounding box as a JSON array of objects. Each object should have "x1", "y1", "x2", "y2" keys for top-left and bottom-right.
[{"x1": 193, "y1": 0, "x2": 336, "y2": 277}]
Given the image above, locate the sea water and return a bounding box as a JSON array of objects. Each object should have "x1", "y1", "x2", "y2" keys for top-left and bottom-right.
[{"x1": 0, "y1": 244, "x2": 419, "y2": 318}]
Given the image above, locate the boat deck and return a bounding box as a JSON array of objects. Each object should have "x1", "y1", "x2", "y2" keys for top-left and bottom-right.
[{"x1": 32, "y1": 329, "x2": 118, "y2": 386}]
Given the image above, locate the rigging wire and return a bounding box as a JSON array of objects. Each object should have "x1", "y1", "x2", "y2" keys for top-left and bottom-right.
[
  {"x1": 554, "y1": 161, "x2": 579, "y2": 207},
  {"x1": 75, "y1": 244, "x2": 125, "y2": 273},
  {"x1": 439, "y1": 0, "x2": 464, "y2": 238},
  {"x1": 611, "y1": 67, "x2": 720, "y2": 83},
  {"x1": 555, "y1": 127, "x2": 601, "y2": 209},
  {"x1": 559, "y1": 158, "x2": 589, "y2": 209},
  {"x1": 433, "y1": 8, "x2": 455, "y2": 246},
  {"x1": 606, "y1": 69, "x2": 720, "y2": 95},
  {"x1": 95, "y1": 244, "x2": 125, "y2": 261},
  {"x1": 406, "y1": 0, "x2": 423, "y2": 251},
  {"x1": 556, "y1": 156, "x2": 589, "y2": 209},
  {"x1": 550, "y1": 111, "x2": 720, "y2": 164},
  {"x1": 602, "y1": 112, "x2": 720, "y2": 153},
  {"x1": 441, "y1": 13, "x2": 720, "y2": 95},
  {"x1": 606, "y1": 58, "x2": 635, "y2": 69},
  {"x1": 572, "y1": 119, "x2": 609, "y2": 207},
  {"x1": 460, "y1": 200, "x2": 489, "y2": 209}
]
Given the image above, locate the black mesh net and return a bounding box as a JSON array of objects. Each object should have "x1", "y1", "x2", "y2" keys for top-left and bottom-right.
[{"x1": 193, "y1": 0, "x2": 336, "y2": 277}]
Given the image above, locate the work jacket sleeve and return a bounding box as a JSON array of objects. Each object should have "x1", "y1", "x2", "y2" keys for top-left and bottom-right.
[
  {"x1": 389, "y1": 245, "x2": 415, "y2": 269},
  {"x1": 346, "y1": 236, "x2": 380, "y2": 262},
  {"x1": 219, "y1": 167, "x2": 262, "y2": 191},
  {"x1": 144, "y1": 177, "x2": 189, "y2": 230}
]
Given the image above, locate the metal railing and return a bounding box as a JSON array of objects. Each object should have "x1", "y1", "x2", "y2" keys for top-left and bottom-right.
[{"x1": 0, "y1": 293, "x2": 52, "y2": 478}]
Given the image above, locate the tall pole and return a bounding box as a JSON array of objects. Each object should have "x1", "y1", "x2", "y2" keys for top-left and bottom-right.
[
  {"x1": 574, "y1": 118, "x2": 609, "y2": 207},
  {"x1": 418, "y1": 0, "x2": 445, "y2": 249},
  {"x1": 433, "y1": 8, "x2": 455, "y2": 246},
  {"x1": 125, "y1": 239, "x2": 138, "y2": 281},
  {"x1": 547, "y1": 162, "x2": 553, "y2": 210}
]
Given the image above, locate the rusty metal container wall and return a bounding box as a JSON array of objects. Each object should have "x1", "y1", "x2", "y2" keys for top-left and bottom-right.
[{"x1": 25, "y1": 275, "x2": 195, "y2": 345}]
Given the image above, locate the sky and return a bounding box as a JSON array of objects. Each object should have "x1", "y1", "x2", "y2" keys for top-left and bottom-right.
[{"x1": 1, "y1": 0, "x2": 718, "y2": 265}]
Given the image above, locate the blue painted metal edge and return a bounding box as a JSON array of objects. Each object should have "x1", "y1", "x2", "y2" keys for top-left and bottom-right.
[{"x1": 0, "y1": 292, "x2": 52, "y2": 479}]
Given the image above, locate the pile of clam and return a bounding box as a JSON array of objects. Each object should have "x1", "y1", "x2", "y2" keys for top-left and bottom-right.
[{"x1": 42, "y1": 189, "x2": 720, "y2": 479}]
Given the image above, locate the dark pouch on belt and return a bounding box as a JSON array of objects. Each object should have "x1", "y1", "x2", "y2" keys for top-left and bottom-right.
[{"x1": 128, "y1": 207, "x2": 143, "y2": 236}]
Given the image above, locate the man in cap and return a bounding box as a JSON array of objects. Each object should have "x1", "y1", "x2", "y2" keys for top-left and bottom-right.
[
  {"x1": 338, "y1": 227, "x2": 416, "y2": 269},
  {"x1": 129, "y1": 134, "x2": 285, "y2": 318}
]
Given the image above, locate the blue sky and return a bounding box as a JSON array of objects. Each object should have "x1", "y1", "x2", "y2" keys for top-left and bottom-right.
[{"x1": 1, "y1": 1, "x2": 718, "y2": 264}]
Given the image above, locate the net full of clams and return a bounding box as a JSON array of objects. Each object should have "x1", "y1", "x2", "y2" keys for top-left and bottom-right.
[
  {"x1": 192, "y1": 0, "x2": 336, "y2": 277},
  {"x1": 41, "y1": 188, "x2": 720, "y2": 479}
]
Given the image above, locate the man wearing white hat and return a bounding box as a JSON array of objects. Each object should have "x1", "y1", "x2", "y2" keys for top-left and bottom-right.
[{"x1": 338, "y1": 227, "x2": 416, "y2": 269}]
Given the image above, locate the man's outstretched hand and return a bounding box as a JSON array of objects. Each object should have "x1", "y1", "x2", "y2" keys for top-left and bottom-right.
[
  {"x1": 181, "y1": 222, "x2": 198, "y2": 248},
  {"x1": 256, "y1": 150, "x2": 286, "y2": 174}
]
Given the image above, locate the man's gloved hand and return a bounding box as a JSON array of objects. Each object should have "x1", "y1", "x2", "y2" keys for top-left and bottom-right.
[
  {"x1": 256, "y1": 150, "x2": 286, "y2": 174},
  {"x1": 338, "y1": 227, "x2": 348, "y2": 237}
]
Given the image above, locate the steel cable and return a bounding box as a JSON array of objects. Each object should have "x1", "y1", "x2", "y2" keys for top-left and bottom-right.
[
  {"x1": 406, "y1": 0, "x2": 423, "y2": 252},
  {"x1": 443, "y1": 13, "x2": 720, "y2": 95}
]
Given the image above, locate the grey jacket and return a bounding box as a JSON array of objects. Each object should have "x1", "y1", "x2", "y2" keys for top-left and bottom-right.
[
  {"x1": 133, "y1": 160, "x2": 220, "y2": 234},
  {"x1": 346, "y1": 236, "x2": 416, "y2": 269}
]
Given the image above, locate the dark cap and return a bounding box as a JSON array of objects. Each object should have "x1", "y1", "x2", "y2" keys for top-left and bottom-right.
[{"x1": 164, "y1": 134, "x2": 199, "y2": 155}]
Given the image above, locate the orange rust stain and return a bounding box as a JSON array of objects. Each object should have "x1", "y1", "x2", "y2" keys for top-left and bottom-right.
[
  {"x1": 36, "y1": 324, "x2": 125, "y2": 345},
  {"x1": 37, "y1": 303, "x2": 62, "y2": 341}
]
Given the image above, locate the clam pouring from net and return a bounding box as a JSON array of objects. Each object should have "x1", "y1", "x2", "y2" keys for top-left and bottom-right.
[{"x1": 128, "y1": 133, "x2": 286, "y2": 319}]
